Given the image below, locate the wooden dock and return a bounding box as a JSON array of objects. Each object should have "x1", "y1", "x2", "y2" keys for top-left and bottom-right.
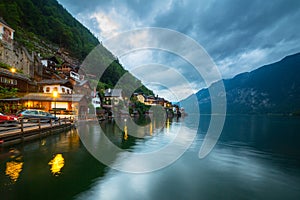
[{"x1": 0, "y1": 118, "x2": 74, "y2": 147}]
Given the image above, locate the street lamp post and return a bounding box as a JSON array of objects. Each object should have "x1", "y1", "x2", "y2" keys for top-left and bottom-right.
[{"x1": 53, "y1": 91, "x2": 58, "y2": 117}]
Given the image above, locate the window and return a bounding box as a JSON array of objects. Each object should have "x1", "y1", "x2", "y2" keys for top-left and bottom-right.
[
  {"x1": 62, "y1": 88, "x2": 65, "y2": 93},
  {"x1": 53, "y1": 87, "x2": 58, "y2": 92},
  {"x1": 46, "y1": 87, "x2": 50, "y2": 92},
  {"x1": 29, "y1": 111, "x2": 38, "y2": 115}
]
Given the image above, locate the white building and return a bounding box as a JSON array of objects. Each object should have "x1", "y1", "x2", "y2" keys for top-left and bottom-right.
[
  {"x1": 43, "y1": 85, "x2": 73, "y2": 94},
  {"x1": 38, "y1": 80, "x2": 73, "y2": 94}
]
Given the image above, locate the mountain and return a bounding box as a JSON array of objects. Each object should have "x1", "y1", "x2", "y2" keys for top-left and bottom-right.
[{"x1": 183, "y1": 52, "x2": 300, "y2": 115}]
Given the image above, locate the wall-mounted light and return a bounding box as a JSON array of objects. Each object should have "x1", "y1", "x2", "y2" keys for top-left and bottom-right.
[{"x1": 11, "y1": 67, "x2": 16, "y2": 73}]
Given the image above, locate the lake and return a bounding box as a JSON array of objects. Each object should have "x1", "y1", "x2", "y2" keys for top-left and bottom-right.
[{"x1": 0, "y1": 115, "x2": 300, "y2": 200}]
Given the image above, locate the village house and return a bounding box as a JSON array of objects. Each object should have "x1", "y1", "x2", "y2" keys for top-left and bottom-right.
[
  {"x1": 134, "y1": 93, "x2": 172, "y2": 108},
  {"x1": 91, "y1": 90, "x2": 101, "y2": 110},
  {"x1": 20, "y1": 93, "x2": 88, "y2": 117},
  {"x1": 144, "y1": 95, "x2": 157, "y2": 106},
  {"x1": 37, "y1": 79, "x2": 73, "y2": 94},
  {"x1": 41, "y1": 56, "x2": 59, "y2": 69},
  {"x1": 0, "y1": 17, "x2": 14, "y2": 45},
  {"x1": 0, "y1": 18, "x2": 44, "y2": 80},
  {"x1": 135, "y1": 93, "x2": 146, "y2": 104},
  {"x1": 56, "y1": 61, "x2": 79, "y2": 75},
  {"x1": 103, "y1": 88, "x2": 123, "y2": 108},
  {"x1": 0, "y1": 68, "x2": 37, "y2": 94},
  {"x1": 73, "y1": 80, "x2": 92, "y2": 97}
]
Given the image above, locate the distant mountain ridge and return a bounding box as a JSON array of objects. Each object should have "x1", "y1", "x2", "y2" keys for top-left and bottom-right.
[{"x1": 184, "y1": 52, "x2": 300, "y2": 114}]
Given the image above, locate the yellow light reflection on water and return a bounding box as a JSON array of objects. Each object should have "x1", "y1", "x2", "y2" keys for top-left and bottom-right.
[
  {"x1": 166, "y1": 118, "x2": 170, "y2": 134},
  {"x1": 150, "y1": 122, "x2": 153, "y2": 136},
  {"x1": 5, "y1": 161, "x2": 23, "y2": 182},
  {"x1": 48, "y1": 154, "x2": 65, "y2": 176},
  {"x1": 124, "y1": 125, "x2": 128, "y2": 140}
]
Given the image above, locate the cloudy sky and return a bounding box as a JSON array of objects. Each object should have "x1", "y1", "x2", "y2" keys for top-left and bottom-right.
[{"x1": 58, "y1": 0, "x2": 300, "y2": 101}]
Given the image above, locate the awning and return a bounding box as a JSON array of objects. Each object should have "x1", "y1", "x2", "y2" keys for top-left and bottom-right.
[{"x1": 20, "y1": 93, "x2": 85, "y2": 102}]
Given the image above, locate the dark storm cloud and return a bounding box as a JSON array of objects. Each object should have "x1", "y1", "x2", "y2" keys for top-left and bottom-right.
[
  {"x1": 152, "y1": 0, "x2": 300, "y2": 63},
  {"x1": 58, "y1": 0, "x2": 300, "y2": 98}
]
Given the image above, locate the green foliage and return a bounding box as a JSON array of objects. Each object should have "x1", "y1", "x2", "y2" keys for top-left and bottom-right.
[
  {"x1": 95, "y1": 59, "x2": 153, "y2": 97},
  {"x1": 0, "y1": 62, "x2": 23, "y2": 73},
  {"x1": 0, "y1": 86, "x2": 18, "y2": 99},
  {"x1": 0, "y1": 0, "x2": 99, "y2": 60},
  {"x1": 100, "y1": 60, "x2": 126, "y2": 88},
  {"x1": 0, "y1": 62, "x2": 11, "y2": 70},
  {"x1": 130, "y1": 96, "x2": 150, "y2": 115},
  {"x1": 135, "y1": 85, "x2": 154, "y2": 96}
]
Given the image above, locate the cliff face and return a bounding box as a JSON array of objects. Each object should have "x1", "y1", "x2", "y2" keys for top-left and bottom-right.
[{"x1": 0, "y1": 41, "x2": 42, "y2": 78}]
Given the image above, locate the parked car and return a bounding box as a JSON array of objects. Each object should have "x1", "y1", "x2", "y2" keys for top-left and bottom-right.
[
  {"x1": 17, "y1": 109, "x2": 58, "y2": 123},
  {"x1": 0, "y1": 112, "x2": 19, "y2": 126}
]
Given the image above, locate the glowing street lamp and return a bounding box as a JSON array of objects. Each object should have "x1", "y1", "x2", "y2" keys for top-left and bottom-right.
[
  {"x1": 53, "y1": 90, "x2": 58, "y2": 117},
  {"x1": 11, "y1": 67, "x2": 16, "y2": 73}
]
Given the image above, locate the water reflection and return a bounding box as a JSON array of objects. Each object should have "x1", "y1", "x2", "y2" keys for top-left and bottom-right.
[
  {"x1": 1, "y1": 116, "x2": 299, "y2": 200},
  {"x1": 123, "y1": 120, "x2": 128, "y2": 140},
  {"x1": 48, "y1": 154, "x2": 65, "y2": 176},
  {"x1": 166, "y1": 117, "x2": 170, "y2": 134},
  {"x1": 75, "y1": 115, "x2": 300, "y2": 200},
  {"x1": 5, "y1": 161, "x2": 23, "y2": 182},
  {"x1": 97, "y1": 116, "x2": 177, "y2": 150},
  {"x1": 149, "y1": 121, "x2": 153, "y2": 136}
]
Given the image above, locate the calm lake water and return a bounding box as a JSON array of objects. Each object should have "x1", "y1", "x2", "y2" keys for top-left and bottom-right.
[{"x1": 1, "y1": 115, "x2": 300, "y2": 200}]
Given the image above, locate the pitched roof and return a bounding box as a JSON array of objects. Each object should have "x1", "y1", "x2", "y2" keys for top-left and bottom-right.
[
  {"x1": 104, "y1": 89, "x2": 122, "y2": 97},
  {"x1": 21, "y1": 93, "x2": 85, "y2": 102},
  {"x1": 0, "y1": 17, "x2": 14, "y2": 31},
  {"x1": 0, "y1": 68, "x2": 35, "y2": 84},
  {"x1": 37, "y1": 79, "x2": 70, "y2": 85},
  {"x1": 76, "y1": 79, "x2": 89, "y2": 87}
]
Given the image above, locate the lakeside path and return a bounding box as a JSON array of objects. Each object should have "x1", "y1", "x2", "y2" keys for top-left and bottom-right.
[{"x1": 0, "y1": 119, "x2": 74, "y2": 147}]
